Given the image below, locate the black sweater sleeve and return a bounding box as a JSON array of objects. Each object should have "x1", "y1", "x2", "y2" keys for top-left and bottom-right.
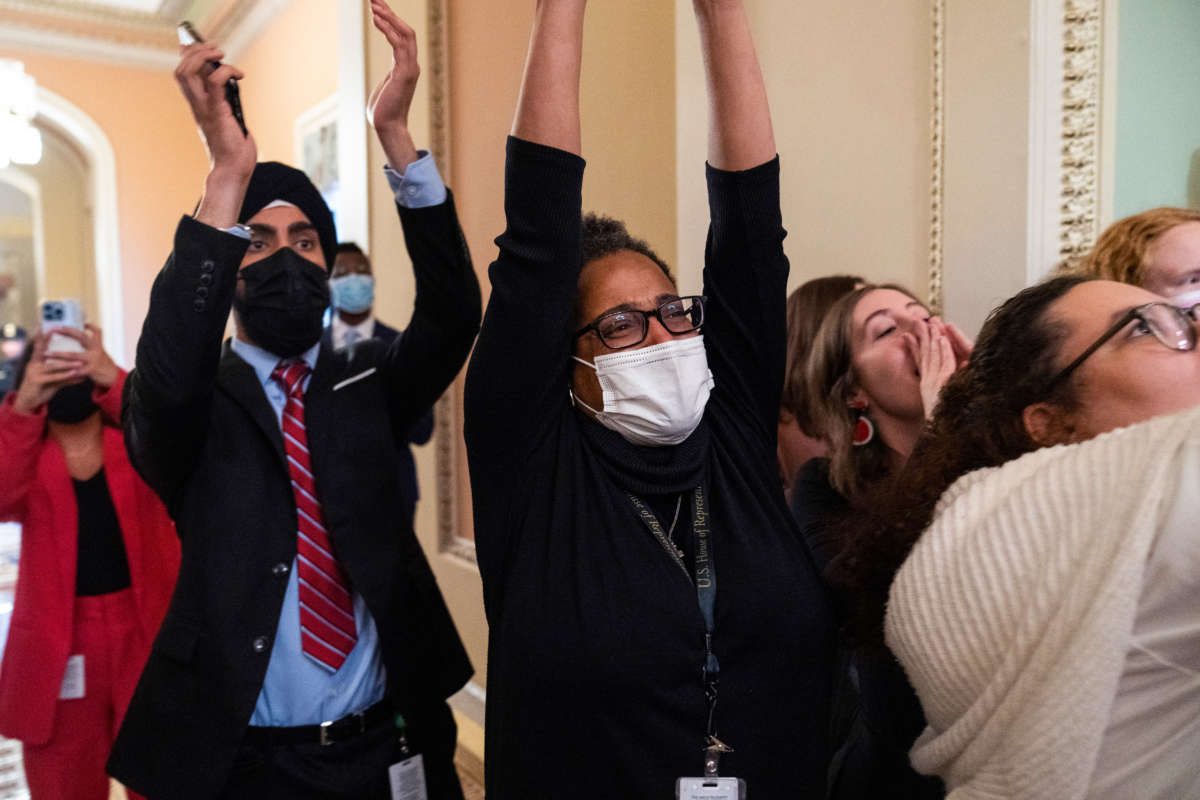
[
  {"x1": 122, "y1": 216, "x2": 248, "y2": 515},
  {"x1": 700, "y1": 157, "x2": 789, "y2": 445},
  {"x1": 379, "y1": 190, "x2": 482, "y2": 437},
  {"x1": 464, "y1": 137, "x2": 587, "y2": 463}
]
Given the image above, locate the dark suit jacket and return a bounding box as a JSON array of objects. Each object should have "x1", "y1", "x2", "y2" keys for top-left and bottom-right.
[
  {"x1": 322, "y1": 318, "x2": 434, "y2": 524},
  {"x1": 110, "y1": 193, "x2": 480, "y2": 800}
]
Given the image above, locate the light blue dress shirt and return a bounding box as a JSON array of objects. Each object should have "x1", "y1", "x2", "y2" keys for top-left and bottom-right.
[
  {"x1": 233, "y1": 337, "x2": 386, "y2": 726},
  {"x1": 234, "y1": 151, "x2": 447, "y2": 726},
  {"x1": 383, "y1": 150, "x2": 447, "y2": 208}
]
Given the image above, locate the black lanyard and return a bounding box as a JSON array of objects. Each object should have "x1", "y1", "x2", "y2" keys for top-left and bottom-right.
[{"x1": 628, "y1": 486, "x2": 722, "y2": 746}]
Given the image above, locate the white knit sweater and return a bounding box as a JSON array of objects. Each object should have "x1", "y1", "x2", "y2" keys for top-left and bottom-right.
[{"x1": 884, "y1": 404, "x2": 1200, "y2": 800}]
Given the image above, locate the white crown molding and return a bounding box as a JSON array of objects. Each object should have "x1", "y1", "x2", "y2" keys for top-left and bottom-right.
[
  {"x1": 0, "y1": 0, "x2": 291, "y2": 70},
  {"x1": 0, "y1": 23, "x2": 177, "y2": 70}
]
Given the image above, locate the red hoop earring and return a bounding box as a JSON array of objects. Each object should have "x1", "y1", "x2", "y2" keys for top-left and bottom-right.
[
  {"x1": 852, "y1": 414, "x2": 875, "y2": 446},
  {"x1": 850, "y1": 400, "x2": 874, "y2": 447}
]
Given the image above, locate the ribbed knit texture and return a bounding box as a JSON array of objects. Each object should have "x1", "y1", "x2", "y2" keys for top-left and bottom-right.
[{"x1": 885, "y1": 404, "x2": 1200, "y2": 799}]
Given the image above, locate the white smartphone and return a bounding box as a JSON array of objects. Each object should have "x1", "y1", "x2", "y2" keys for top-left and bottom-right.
[{"x1": 41, "y1": 299, "x2": 85, "y2": 354}]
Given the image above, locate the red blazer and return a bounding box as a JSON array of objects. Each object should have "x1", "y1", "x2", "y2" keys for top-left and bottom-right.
[{"x1": 0, "y1": 371, "x2": 179, "y2": 745}]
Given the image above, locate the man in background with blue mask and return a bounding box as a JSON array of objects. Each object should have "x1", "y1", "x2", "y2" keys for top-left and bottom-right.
[
  {"x1": 326, "y1": 242, "x2": 434, "y2": 529},
  {"x1": 109, "y1": 2, "x2": 479, "y2": 798}
]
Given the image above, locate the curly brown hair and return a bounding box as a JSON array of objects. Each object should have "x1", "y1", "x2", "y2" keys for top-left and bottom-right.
[
  {"x1": 1075, "y1": 207, "x2": 1200, "y2": 285},
  {"x1": 830, "y1": 274, "x2": 1092, "y2": 645},
  {"x1": 781, "y1": 275, "x2": 863, "y2": 436}
]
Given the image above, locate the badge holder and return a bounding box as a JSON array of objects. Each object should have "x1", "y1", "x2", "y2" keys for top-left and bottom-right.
[
  {"x1": 387, "y1": 714, "x2": 428, "y2": 800},
  {"x1": 676, "y1": 737, "x2": 746, "y2": 800}
]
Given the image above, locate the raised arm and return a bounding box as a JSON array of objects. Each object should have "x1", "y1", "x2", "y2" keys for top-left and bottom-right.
[
  {"x1": 692, "y1": 0, "x2": 787, "y2": 440},
  {"x1": 368, "y1": 0, "x2": 421, "y2": 171},
  {"x1": 463, "y1": 1, "x2": 588, "y2": 462},
  {"x1": 365, "y1": 1, "x2": 481, "y2": 434},
  {"x1": 511, "y1": 0, "x2": 586, "y2": 154},
  {"x1": 693, "y1": 0, "x2": 775, "y2": 170},
  {"x1": 125, "y1": 42, "x2": 255, "y2": 511}
]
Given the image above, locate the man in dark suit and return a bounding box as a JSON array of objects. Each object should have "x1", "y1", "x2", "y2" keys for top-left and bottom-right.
[
  {"x1": 108, "y1": 4, "x2": 478, "y2": 799},
  {"x1": 324, "y1": 242, "x2": 433, "y2": 528}
]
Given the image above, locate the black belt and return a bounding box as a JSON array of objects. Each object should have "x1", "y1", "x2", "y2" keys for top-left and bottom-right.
[{"x1": 244, "y1": 698, "x2": 392, "y2": 747}]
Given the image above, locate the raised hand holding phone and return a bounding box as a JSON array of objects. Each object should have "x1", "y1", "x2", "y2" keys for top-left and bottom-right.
[
  {"x1": 177, "y1": 22, "x2": 247, "y2": 137},
  {"x1": 174, "y1": 24, "x2": 257, "y2": 229}
]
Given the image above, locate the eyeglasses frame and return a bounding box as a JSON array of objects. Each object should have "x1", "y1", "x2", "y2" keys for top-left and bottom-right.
[
  {"x1": 1043, "y1": 301, "x2": 1200, "y2": 395},
  {"x1": 573, "y1": 295, "x2": 706, "y2": 351}
]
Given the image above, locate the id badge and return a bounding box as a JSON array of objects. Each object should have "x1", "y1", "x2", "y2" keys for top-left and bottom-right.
[
  {"x1": 676, "y1": 777, "x2": 747, "y2": 799},
  {"x1": 387, "y1": 753, "x2": 428, "y2": 800},
  {"x1": 58, "y1": 654, "x2": 85, "y2": 700}
]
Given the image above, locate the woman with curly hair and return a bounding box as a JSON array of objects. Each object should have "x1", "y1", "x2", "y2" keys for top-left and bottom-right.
[{"x1": 842, "y1": 274, "x2": 1200, "y2": 798}]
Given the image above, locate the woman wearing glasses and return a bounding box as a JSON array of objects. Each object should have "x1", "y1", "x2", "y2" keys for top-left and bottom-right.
[
  {"x1": 840, "y1": 275, "x2": 1200, "y2": 798},
  {"x1": 463, "y1": 1, "x2": 834, "y2": 797}
]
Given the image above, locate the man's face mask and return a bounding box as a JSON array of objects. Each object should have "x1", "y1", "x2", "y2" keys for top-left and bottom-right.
[
  {"x1": 329, "y1": 274, "x2": 375, "y2": 314},
  {"x1": 571, "y1": 336, "x2": 714, "y2": 447},
  {"x1": 234, "y1": 247, "x2": 331, "y2": 358},
  {"x1": 47, "y1": 379, "x2": 98, "y2": 424}
]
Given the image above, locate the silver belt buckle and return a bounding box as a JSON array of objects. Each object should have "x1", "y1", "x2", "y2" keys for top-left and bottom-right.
[{"x1": 318, "y1": 710, "x2": 368, "y2": 746}]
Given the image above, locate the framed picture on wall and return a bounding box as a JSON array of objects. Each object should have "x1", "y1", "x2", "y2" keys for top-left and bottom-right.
[{"x1": 294, "y1": 95, "x2": 341, "y2": 233}]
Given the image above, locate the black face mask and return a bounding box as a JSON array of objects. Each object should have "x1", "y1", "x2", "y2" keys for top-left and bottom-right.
[
  {"x1": 233, "y1": 247, "x2": 331, "y2": 358},
  {"x1": 47, "y1": 379, "x2": 98, "y2": 424}
]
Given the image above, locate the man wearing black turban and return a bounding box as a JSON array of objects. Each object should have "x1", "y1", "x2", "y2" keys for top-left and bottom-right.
[{"x1": 108, "y1": 3, "x2": 480, "y2": 799}]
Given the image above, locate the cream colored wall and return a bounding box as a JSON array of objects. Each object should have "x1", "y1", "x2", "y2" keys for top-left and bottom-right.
[
  {"x1": 236, "y1": 0, "x2": 339, "y2": 165},
  {"x1": 0, "y1": 48, "x2": 209, "y2": 365},
  {"x1": 940, "y1": 0, "x2": 1032, "y2": 336},
  {"x1": 676, "y1": 0, "x2": 932, "y2": 301},
  {"x1": 25, "y1": 128, "x2": 94, "y2": 316}
]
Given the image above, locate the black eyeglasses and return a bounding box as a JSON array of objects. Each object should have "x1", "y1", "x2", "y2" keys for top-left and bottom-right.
[
  {"x1": 1044, "y1": 302, "x2": 1199, "y2": 394},
  {"x1": 574, "y1": 295, "x2": 705, "y2": 350}
]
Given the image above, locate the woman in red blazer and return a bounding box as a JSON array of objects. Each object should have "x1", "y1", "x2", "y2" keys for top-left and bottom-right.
[{"x1": 0, "y1": 326, "x2": 178, "y2": 800}]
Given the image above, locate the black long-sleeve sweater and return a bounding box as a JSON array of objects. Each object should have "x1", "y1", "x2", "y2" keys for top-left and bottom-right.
[{"x1": 465, "y1": 137, "x2": 836, "y2": 799}]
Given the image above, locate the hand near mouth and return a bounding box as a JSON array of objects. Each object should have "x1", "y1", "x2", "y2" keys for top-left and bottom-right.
[{"x1": 905, "y1": 317, "x2": 962, "y2": 419}]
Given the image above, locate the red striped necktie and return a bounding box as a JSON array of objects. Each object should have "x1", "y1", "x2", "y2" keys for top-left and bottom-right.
[{"x1": 271, "y1": 359, "x2": 357, "y2": 671}]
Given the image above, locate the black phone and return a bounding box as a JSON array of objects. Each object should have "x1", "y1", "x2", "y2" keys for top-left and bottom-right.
[{"x1": 177, "y1": 20, "x2": 248, "y2": 137}]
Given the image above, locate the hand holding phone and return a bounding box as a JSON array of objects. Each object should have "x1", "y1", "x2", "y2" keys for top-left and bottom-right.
[
  {"x1": 41, "y1": 299, "x2": 85, "y2": 355},
  {"x1": 177, "y1": 21, "x2": 248, "y2": 137}
]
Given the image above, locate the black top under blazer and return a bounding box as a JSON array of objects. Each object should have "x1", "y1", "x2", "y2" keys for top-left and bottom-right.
[{"x1": 109, "y1": 194, "x2": 480, "y2": 800}]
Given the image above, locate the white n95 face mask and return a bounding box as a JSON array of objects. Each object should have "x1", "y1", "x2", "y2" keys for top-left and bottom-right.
[{"x1": 572, "y1": 336, "x2": 715, "y2": 446}]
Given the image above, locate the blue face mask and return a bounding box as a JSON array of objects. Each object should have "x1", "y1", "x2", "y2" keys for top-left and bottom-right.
[{"x1": 329, "y1": 273, "x2": 375, "y2": 314}]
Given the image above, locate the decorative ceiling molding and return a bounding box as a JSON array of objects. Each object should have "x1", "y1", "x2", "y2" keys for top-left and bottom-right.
[{"x1": 0, "y1": 0, "x2": 291, "y2": 70}]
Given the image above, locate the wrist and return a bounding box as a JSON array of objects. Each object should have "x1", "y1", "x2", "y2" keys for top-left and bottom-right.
[
  {"x1": 195, "y1": 167, "x2": 252, "y2": 229},
  {"x1": 93, "y1": 364, "x2": 119, "y2": 391},
  {"x1": 376, "y1": 125, "x2": 419, "y2": 173},
  {"x1": 11, "y1": 390, "x2": 42, "y2": 416}
]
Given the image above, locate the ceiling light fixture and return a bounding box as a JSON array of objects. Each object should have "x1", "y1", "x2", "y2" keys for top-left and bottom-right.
[{"x1": 0, "y1": 60, "x2": 43, "y2": 169}]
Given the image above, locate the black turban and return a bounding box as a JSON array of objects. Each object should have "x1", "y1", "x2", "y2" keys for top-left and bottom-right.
[{"x1": 238, "y1": 161, "x2": 337, "y2": 269}]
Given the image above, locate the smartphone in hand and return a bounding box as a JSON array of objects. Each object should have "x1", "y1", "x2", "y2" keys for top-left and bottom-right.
[
  {"x1": 177, "y1": 21, "x2": 248, "y2": 137},
  {"x1": 41, "y1": 299, "x2": 85, "y2": 355}
]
